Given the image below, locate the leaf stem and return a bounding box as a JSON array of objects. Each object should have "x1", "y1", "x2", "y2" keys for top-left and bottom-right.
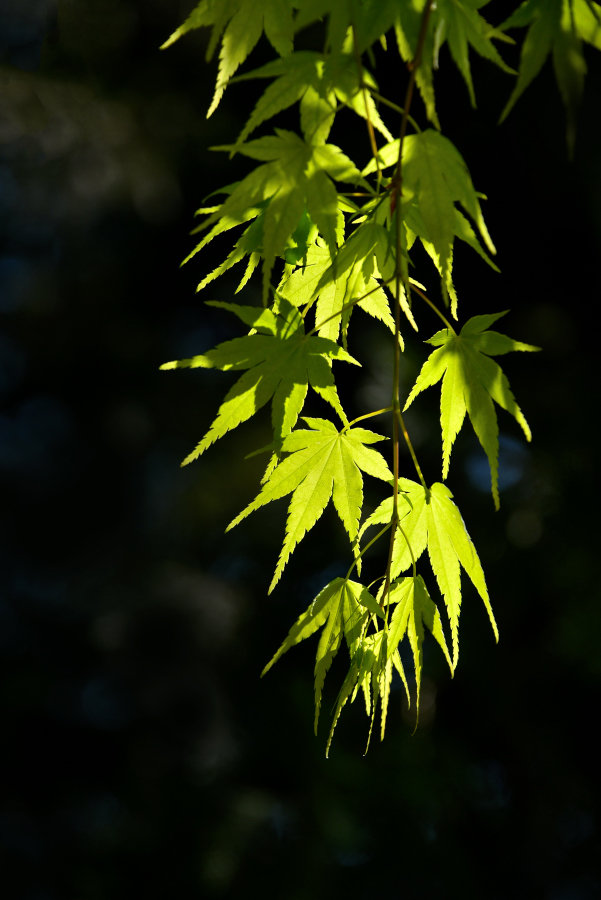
[
  {"x1": 383, "y1": 0, "x2": 434, "y2": 605},
  {"x1": 365, "y1": 88, "x2": 422, "y2": 133},
  {"x1": 398, "y1": 518, "x2": 417, "y2": 579},
  {"x1": 396, "y1": 409, "x2": 426, "y2": 489},
  {"x1": 345, "y1": 523, "x2": 391, "y2": 582},
  {"x1": 410, "y1": 282, "x2": 456, "y2": 333},
  {"x1": 347, "y1": 407, "x2": 392, "y2": 428}
]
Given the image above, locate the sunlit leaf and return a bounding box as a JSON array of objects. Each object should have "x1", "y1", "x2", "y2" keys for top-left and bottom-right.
[
  {"x1": 357, "y1": 479, "x2": 497, "y2": 666},
  {"x1": 228, "y1": 418, "x2": 392, "y2": 591},
  {"x1": 404, "y1": 312, "x2": 539, "y2": 507},
  {"x1": 161, "y1": 298, "x2": 358, "y2": 461}
]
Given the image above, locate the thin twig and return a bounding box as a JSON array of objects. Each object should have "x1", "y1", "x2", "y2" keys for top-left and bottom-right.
[
  {"x1": 382, "y1": 0, "x2": 434, "y2": 607},
  {"x1": 410, "y1": 282, "x2": 456, "y2": 333},
  {"x1": 365, "y1": 87, "x2": 422, "y2": 133},
  {"x1": 347, "y1": 407, "x2": 393, "y2": 428},
  {"x1": 345, "y1": 524, "x2": 392, "y2": 582},
  {"x1": 396, "y1": 409, "x2": 426, "y2": 490}
]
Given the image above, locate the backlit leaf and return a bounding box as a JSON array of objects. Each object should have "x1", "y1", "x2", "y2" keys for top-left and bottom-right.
[
  {"x1": 404, "y1": 312, "x2": 539, "y2": 507},
  {"x1": 357, "y1": 479, "x2": 497, "y2": 667},
  {"x1": 161, "y1": 299, "x2": 358, "y2": 462},
  {"x1": 364, "y1": 130, "x2": 495, "y2": 314},
  {"x1": 500, "y1": 0, "x2": 601, "y2": 150},
  {"x1": 261, "y1": 576, "x2": 382, "y2": 732},
  {"x1": 387, "y1": 575, "x2": 452, "y2": 719},
  {"x1": 228, "y1": 419, "x2": 392, "y2": 591},
  {"x1": 433, "y1": 0, "x2": 514, "y2": 106},
  {"x1": 209, "y1": 130, "x2": 366, "y2": 299}
]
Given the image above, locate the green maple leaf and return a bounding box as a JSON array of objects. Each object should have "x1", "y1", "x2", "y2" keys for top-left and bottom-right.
[
  {"x1": 187, "y1": 203, "x2": 321, "y2": 296},
  {"x1": 387, "y1": 575, "x2": 452, "y2": 721},
  {"x1": 294, "y1": 0, "x2": 354, "y2": 53},
  {"x1": 325, "y1": 573, "x2": 452, "y2": 751},
  {"x1": 363, "y1": 130, "x2": 496, "y2": 315},
  {"x1": 160, "y1": 299, "x2": 358, "y2": 463},
  {"x1": 208, "y1": 129, "x2": 366, "y2": 300},
  {"x1": 500, "y1": 0, "x2": 601, "y2": 153},
  {"x1": 232, "y1": 48, "x2": 392, "y2": 147},
  {"x1": 325, "y1": 628, "x2": 389, "y2": 756},
  {"x1": 278, "y1": 238, "x2": 397, "y2": 345},
  {"x1": 394, "y1": 0, "x2": 511, "y2": 122},
  {"x1": 183, "y1": 198, "x2": 266, "y2": 294},
  {"x1": 394, "y1": 0, "x2": 439, "y2": 126},
  {"x1": 402, "y1": 131, "x2": 496, "y2": 314},
  {"x1": 232, "y1": 52, "x2": 328, "y2": 146},
  {"x1": 404, "y1": 312, "x2": 539, "y2": 507},
  {"x1": 261, "y1": 576, "x2": 383, "y2": 732},
  {"x1": 322, "y1": 50, "x2": 393, "y2": 142},
  {"x1": 228, "y1": 418, "x2": 392, "y2": 592},
  {"x1": 432, "y1": 0, "x2": 514, "y2": 106},
  {"x1": 357, "y1": 479, "x2": 497, "y2": 667},
  {"x1": 161, "y1": 0, "x2": 295, "y2": 116}
]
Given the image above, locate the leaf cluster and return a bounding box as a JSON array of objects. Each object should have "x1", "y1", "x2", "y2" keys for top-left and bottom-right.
[{"x1": 160, "y1": 0, "x2": 593, "y2": 750}]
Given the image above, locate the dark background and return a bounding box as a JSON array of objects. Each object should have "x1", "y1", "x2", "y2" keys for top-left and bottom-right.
[{"x1": 1, "y1": 1, "x2": 600, "y2": 898}]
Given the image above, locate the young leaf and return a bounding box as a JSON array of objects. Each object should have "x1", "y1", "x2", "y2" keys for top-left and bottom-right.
[
  {"x1": 187, "y1": 206, "x2": 267, "y2": 293},
  {"x1": 227, "y1": 418, "x2": 393, "y2": 591},
  {"x1": 161, "y1": 0, "x2": 222, "y2": 51},
  {"x1": 394, "y1": 0, "x2": 439, "y2": 126},
  {"x1": 210, "y1": 129, "x2": 366, "y2": 300},
  {"x1": 363, "y1": 130, "x2": 496, "y2": 314},
  {"x1": 278, "y1": 240, "x2": 396, "y2": 344},
  {"x1": 233, "y1": 47, "x2": 392, "y2": 146},
  {"x1": 404, "y1": 312, "x2": 539, "y2": 507},
  {"x1": 323, "y1": 51, "x2": 393, "y2": 142},
  {"x1": 500, "y1": 0, "x2": 601, "y2": 150},
  {"x1": 160, "y1": 299, "x2": 358, "y2": 463},
  {"x1": 326, "y1": 629, "x2": 386, "y2": 757},
  {"x1": 432, "y1": 0, "x2": 514, "y2": 107},
  {"x1": 357, "y1": 479, "x2": 498, "y2": 666},
  {"x1": 261, "y1": 576, "x2": 382, "y2": 732},
  {"x1": 387, "y1": 575, "x2": 452, "y2": 720},
  {"x1": 162, "y1": 0, "x2": 295, "y2": 115},
  {"x1": 232, "y1": 52, "x2": 325, "y2": 146}
]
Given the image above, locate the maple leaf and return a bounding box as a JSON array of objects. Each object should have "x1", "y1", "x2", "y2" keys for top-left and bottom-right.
[
  {"x1": 232, "y1": 48, "x2": 392, "y2": 147},
  {"x1": 404, "y1": 312, "x2": 539, "y2": 507},
  {"x1": 363, "y1": 130, "x2": 496, "y2": 315},
  {"x1": 393, "y1": 0, "x2": 512, "y2": 124},
  {"x1": 160, "y1": 299, "x2": 358, "y2": 463},
  {"x1": 432, "y1": 0, "x2": 514, "y2": 106},
  {"x1": 182, "y1": 199, "x2": 266, "y2": 294},
  {"x1": 394, "y1": 0, "x2": 440, "y2": 126},
  {"x1": 261, "y1": 576, "x2": 383, "y2": 731},
  {"x1": 324, "y1": 572, "x2": 452, "y2": 752},
  {"x1": 325, "y1": 628, "x2": 388, "y2": 757},
  {"x1": 278, "y1": 237, "x2": 397, "y2": 345},
  {"x1": 322, "y1": 50, "x2": 393, "y2": 142},
  {"x1": 207, "y1": 129, "x2": 366, "y2": 300},
  {"x1": 294, "y1": 0, "x2": 355, "y2": 53},
  {"x1": 188, "y1": 203, "x2": 323, "y2": 296},
  {"x1": 500, "y1": 0, "x2": 601, "y2": 153},
  {"x1": 386, "y1": 575, "x2": 452, "y2": 722},
  {"x1": 357, "y1": 478, "x2": 498, "y2": 667},
  {"x1": 161, "y1": 0, "x2": 295, "y2": 116},
  {"x1": 228, "y1": 418, "x2": 392, "y2": 592}
]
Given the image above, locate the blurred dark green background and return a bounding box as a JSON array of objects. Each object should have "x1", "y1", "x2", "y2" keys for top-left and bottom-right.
[{"x1": 1, "y1": 2, "x2": 600, "y2": 898}]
